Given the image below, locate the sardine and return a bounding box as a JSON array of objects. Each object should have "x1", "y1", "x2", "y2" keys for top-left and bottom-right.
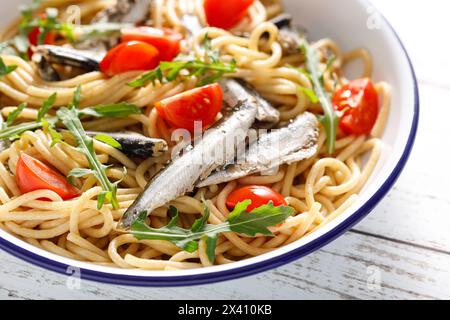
[
  {"x1": 36, "y1": 56, "x2": 61, "y2": 82},
  {"x1": 220, "y1": 79, "x2": 280, "y2": 126},
  {"x1": 0, "y1": 115, "x2": 11, "y2": 152},
  {"x1": 117, "y1": 99, "x2": 258, "y2": 230},
  {"x1": 197, "y1": 112, "x2": 319, "y2": 187},
  {"x1": 34, "y1": 45, "x2": 104, "y2": 81},
  {"x1": 35, "y1": 45, "x2": 103, "y2": 71},
  {"x1": 269, "y1": 14, "x2": 306, "y2": 56},
  {"x1": 92, "y1": 0, "x2": 152, "y2": 25},
  {"x1": 86, "y1": 131, "x2": 167, "y2": 158},
  {"x1": 269, "y1": 13, "x2": 294, "y2": 30}
]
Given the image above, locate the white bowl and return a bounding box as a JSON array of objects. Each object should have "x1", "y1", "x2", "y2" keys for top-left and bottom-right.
[{"x1": 0, "y1": 0, "x2": 418, "y2": 286}]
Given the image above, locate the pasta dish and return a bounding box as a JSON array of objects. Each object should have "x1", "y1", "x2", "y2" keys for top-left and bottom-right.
[{"x1": 0, "y1": 0, "x2": 391, "y2": 270}]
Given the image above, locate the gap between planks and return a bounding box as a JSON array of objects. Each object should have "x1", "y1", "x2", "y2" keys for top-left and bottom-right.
[{"x1": 1, "y1": 230, "x2": 450, "y2": 300}]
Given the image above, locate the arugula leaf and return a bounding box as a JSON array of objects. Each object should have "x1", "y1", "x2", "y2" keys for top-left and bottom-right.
[
  {"x1": 19, "y1": 0, "x2": 43, "y2": 21},
  {"x1": 0, "y1": 1, "x2": 45, "y2": 59},
  {"x1": 128, "y1": 55, "x2": 237, "y2": 88},
  {"x1": 301, "y1": 42, "x2": 339, "y2": 154},
  {"x1": 0, "y1": 35, "x2": 30, "y2": 59},
  {"x1": 131, "y1": 201, "x2": 294, "y2": 263},
  {"x1": 0, "y1": 121, "x2": 45, "y2": 141},
  {"x1": 0, "y1": 103, "x2": 141, "y2": 142},
  {"x1": 46, "y1": 122, "x2": 63, "y2": 147},
  {"x1": 79, "y1": 103, "x2": 142, "y2": 118},
  {"x1": 131, "y1": 206, "x2": 221, "y2": 255},
  {"x1": 94, "y1": 134, "x2": 122, "y2": 149},
  {"x1": 20, "y1": 6, "x2": 74, "y2": 46},
  {"x1": 228, "y1": 201, "x2": 293, "y2": 236},
  {"x1": 0, "y1": 57, "x2": 17, "y2": 77},
  {"x1": 67, "y1": 167, "x2": 93, "y2": 187},
  {"x1": 320, "y1": 55, "x2": 336, "y2": 85},
  {"x1": 37, "y1": 93, "x2": 57, "y2": 121},
  {"x1": 298, "y1": 86, "x2": 319, "y2": 104},
  {"x1": 68, "y1": 85, "x2": 82, "y2": 109},
  {"x1": 6, "y1": 103, "x2": 27, "y2": 126},
  {"x1": 127, "y1": 66, "x2": 163, "y2": 87},
  {"x1": 204, "y1": 236, "x2": 218, "y2": 263},
  {"x1": 56, "y1": 107, "x2": 119, "y2": 209},
  {"x1": 68, "y1": 167, "x2": 94, "y2": 178}
]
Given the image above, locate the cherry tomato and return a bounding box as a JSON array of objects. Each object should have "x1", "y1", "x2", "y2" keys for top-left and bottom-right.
[
  {"x1": 16, "y1": 153, "x2": 80, "y2": 200},
  {"x1": 121, "y1": 27, "x2": 182, "y2": 62},
  {"x1": 226, "y1": 185, "x2": 287, "y2": 212},
  {"x1": 154, "y1": 83, "x2": 223, "y2": 131},
  {"x1": 204, "y1": 0, "x2": 255, "y2": 29},
  {"x1": 332, "y1": 78, "x2": 379, "y2": 135},
  {"x1": 28, "y1": 27, "x2": 55, "y2": 46},
  {"x1": 27, "y1": 13, "x2": 56, "y2": 58},
  {"x1": 99, "y1": 41, "x2": 160, "y2": 76}
]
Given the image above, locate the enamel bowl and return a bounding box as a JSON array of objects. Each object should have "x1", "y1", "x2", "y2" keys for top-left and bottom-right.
[{"x1": 0, "y1": 0, "x2": 419, "y2": 286}]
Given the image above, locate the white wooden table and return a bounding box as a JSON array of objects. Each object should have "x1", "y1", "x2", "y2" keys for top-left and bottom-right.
[{"x1": 1, "y1": 0, "x2": 449, "y2": 300}]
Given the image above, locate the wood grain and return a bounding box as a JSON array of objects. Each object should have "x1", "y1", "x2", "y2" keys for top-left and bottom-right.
[
  {"x1": 1, "y1": 0, "x2": 449, "y2": 300},
  {"x1": 1, "y1": 231, "x2": 449, "y2": 300}
]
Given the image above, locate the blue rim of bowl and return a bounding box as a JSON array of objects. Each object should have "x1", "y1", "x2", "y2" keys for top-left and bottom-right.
[{"x1": 0, "y1": 3, "x2": 419, "y2": 287}]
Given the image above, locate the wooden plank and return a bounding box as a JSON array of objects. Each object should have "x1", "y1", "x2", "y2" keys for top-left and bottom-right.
[{"x1": 1, "y1": 231, "x2": 449, "y2": 300}]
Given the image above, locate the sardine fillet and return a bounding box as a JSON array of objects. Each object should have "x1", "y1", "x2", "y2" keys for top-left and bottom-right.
[
  {"x1": 118, "y1": 102, "x2": 257, "y2": 230},
  {"x1": 220, "y1": 79, "x2": 280, "y2": 124},
  {"x1": 197, "y1": 112, "x2": 319, "y2": 187}
]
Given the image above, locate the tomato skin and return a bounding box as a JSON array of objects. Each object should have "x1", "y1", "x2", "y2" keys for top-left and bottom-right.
[
  {"x1": 204, "y1": 0, "x2": 255, "y2": 29},
  {"x1": 27, "y1": 13, "x2": 56, "y2": 58},
  {"x1": 154, "y1": 83, "x2": 223, "y2": 132},
  {"x1": 99, "y1": 41, "x2": 160, "y2": 76},
  {"x1": 332, "y1": 78, "x2": 379, "y2": 135},
  {"x1": 16, "y1": 153, "x2": 80, "y2": 200},
  {"x1": 28, "y1": 27, "x2": 55, "y2": 47},
  {"x1": 121, "y1": 27, "x2": 182, "y2": 62},
  {"x1": 226, "y1": 186, "x2": 287, "y2": 212}
]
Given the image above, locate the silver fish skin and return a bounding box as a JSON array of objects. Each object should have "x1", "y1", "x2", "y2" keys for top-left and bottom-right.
[
  {"x1": 269, "y1": 14, "x2": 307, "y2": 56},
  {"x1": 197, "y1": 112, "x2": 319, "y2": 187},
  {"x1": 92, "y1": 0, "x2": 152, "y2": 24},
  {"x1": 35, "y1": 45, "x2": 103, "y2": 71},
  {"x1": 34, "y1": 45, "x2": 104, "y2": 81},
  {"x1": 85, "y1": 131, "x2": 167, "y2": 158},
  {"x1": 220, "y1": 79, "x2": 280, "y2": 125},
  {"x1": 117, "y1": 101, "x2": 258, "y2": 230},
  {"x1": 0, "y1": 115, "x2": 11, "y2": 152}
]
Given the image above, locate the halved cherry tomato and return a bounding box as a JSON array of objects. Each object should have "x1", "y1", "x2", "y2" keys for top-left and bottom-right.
[
  {"x1": 226, "y1": 185, "x2": 287, "y2": 212},
  {"x1": 204, "y1": 0, "x2": 255, "y2": 29},
  {"x1": 28, "y1": 27, "x2": 56, "y2": 46},
  {"x1": 16, "y1": 153, "x2": 80, "y2": 200},
  {"x1": 332, "y1": 78, "x2": 379, "y2": 135},
  {"x1": 99, "y1": 41, "x2": 160, "y2": 76},
  {"x1": 121, "y1": 27, "x2": 182, "y2": 62},
  {"x1": 154, "y1": 83, "x2": 223, "y2": 132},
  {"x1": 27, "y1": 13, "x2": 56, "y2": 58}
]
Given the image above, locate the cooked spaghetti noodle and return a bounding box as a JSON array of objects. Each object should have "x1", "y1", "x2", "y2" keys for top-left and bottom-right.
[{"x1": 0, "y1": 0, "x2": 390, "y2": 270}]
